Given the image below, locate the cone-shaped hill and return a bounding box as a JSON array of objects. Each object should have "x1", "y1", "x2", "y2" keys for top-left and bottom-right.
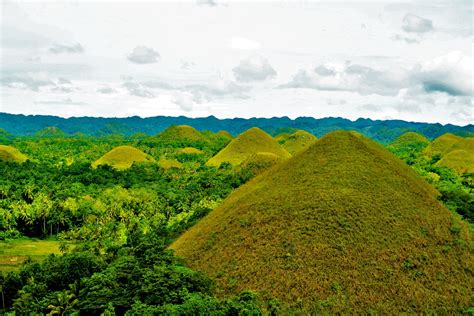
[
  {"x1": 36, "y1": 126, "x2": 66, "y2": 138},
  {"x1": 436, "y1": 149, "x2": 474, "y2": 174},
  {"x1": 237, "y1": 152, "x2": 282, "y2": 176},
  {"x1": 144, "y1": 125, "x2": 209, "y2": 148},
  {"x1": 275, "y1": 130, "x2": 317, "y2": 155},
  {"x1": 206, "y1": 127, "x2": 291, "y2": 167},
  {"x1": 423, "y1": 133, "x2": 463, "y2": 157},
  {"x1": 92, "y1": 146, "x2": 155, "y2": 170},
  {"x1": 172, "y1": 131, "x2": 472, "y2": 313},
  {"x1": 0, "y1": 145, "x2": 28, "y2": 163},
  {"x1": 389, "y1": 132, "x2": 429, "y2": 152}
]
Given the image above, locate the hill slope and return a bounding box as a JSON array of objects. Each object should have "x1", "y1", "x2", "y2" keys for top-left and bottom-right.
[
  {"x1": 92, "y1": 146, "x2": 155, "y2": 170},
  {"x1": 144, "y1": 125, "x2": 209, "y2": 148},
  {"x1": 424, "y1": 133, "x2": 464, "y2": 156},
  {"x1": 172, "y1": 131, "x2": 472, "y2": 313},
  {"x1": 389, "y1": 131, "x2": 429, "y2": 151},
  {"x1": 0, "y1": 145, "x2": 28, "y2": 162},
  {"x1": 275, "y1": 130, "x2": 317, "y2": 155},
  {"x1": 206, "y1": 127, "x2": 291, "y2": 167}
]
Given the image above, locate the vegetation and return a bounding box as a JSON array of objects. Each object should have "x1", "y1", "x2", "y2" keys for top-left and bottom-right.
[
  {"x1": 92, "y1": 146, "x2": 155, "y2": 170},
  {"x1": 0, "y1": 125, "x2": 472, "y2": 314},
  {"x1": 423, "y1": 133, "x2": 464, "y2": 157},
  {"x1": 0, "y1": 145, "x2": 28, "y2": 163},
  {"x1": 275, "y1": 130, "x2": 317, "y2": 155},
  {"x1": 207, "y1": 127, "x2": 291, "y2": 167},
  {"x1": 172, "y1": 131, "x2": 472, "y2": 313}
]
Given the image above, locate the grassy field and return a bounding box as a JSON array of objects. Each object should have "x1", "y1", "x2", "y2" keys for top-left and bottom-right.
[{"x1": 0, "y1": 239, "x2": 61, "y2": 272}]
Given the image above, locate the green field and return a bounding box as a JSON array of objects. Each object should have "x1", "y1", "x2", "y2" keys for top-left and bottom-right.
[{"x1": 0, "y1": 239, "x2": 61, "y2": 272}]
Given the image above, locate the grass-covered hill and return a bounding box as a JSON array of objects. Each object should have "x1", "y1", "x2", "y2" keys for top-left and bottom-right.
[
  {"x1": 388, "y1": 131, "x2": 429, "y2": 152},
  {"x1": 206, "y1": 127, "x2": 291, "y2": 167},
  {"x1": 92, "y1": 146, "x2": 155, "y2": 170},
  {"x1": 275, "y1": 130, "x2": 317, "y2": 155},
  {"x1": 423, "y1": 133, "x2": 464, "y2": 157},
  {"x1": 142, "y1": 125, "x2": 210, "y2": 149},
  {"x1": 237, "y1": 152, "x2": 282, "y2": 177},
  {"x1": 436, "y1": 150, "x2": 474, "y2": 174},
  {"x1": 0, "y1": 145, "x2": 28, "y2": 163},
  {"x1": 35, "y1": 126, "x2": 66, "y2": 138},
  {"x1": 171, "y1": 131, "x2": 472, "y2": 313}
]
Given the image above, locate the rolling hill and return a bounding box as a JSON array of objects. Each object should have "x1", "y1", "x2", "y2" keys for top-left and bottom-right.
[
  {"x1": 171, "y1": 131, "x2": 472, "y2": 313},
  {"x1": 206, "y1": 127, "x2": 291, "y2": 167},
  {"x1": 424, "y1": 133, "x2": 464, "y2": 157},
  {"x1": 275, "y1": 130, "x2": 317, "y2": 155},
  {"x1": 237, "y1": 152, "x2": 282, "y2": 177},
  {"x1": 388, "y1": 131, "x2": 429, "y2": 152},
  {"x1": 143, "y1": 125, "x2": 209, "y2": 149},
  {"x1": 92, "y1": 146, "x2": 155, "y2": 170},
  {"x1": 436, "y1": 150, "x2": 474, "y2": 174},
  {"x1": 0, "y1": 145, "x2": 28, "y2": 163}
]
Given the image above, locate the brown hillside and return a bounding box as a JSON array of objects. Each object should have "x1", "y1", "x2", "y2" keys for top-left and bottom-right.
[{"x1": 172, "y1": 131, "x2": 472, "y2": 313}]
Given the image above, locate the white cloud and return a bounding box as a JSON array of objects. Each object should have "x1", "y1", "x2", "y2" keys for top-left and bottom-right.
[
  {"x1": 122, "y1": 81, "x2": 155, "y2": 98},
  {"x1": 48, "y1": 43, "x2": 84, "y2": 54},
  {"x1": 412, "y1": 51, "x2": 472, "y2": 96},
  {"x1": 282, "y1": 62, "x2": 405, "y2": 96},
  {"x1": 230, "y1": 37, "x2": 261, "y2": 50},
  {"x1": 232, "y1": 56, "x2": 277, "y2": 82},
  {"x1": 127, "y1": 46, "x2": 161, "y2": 64},
  {"x1": 1, "y1": 72, "x2": 55, "y2": 91},
  {"x1": 173, "y1": 92, "x2": 195, "y2": 112},
  {"x1": 401, "y1": 13, "x2": 434, "y2": 33}
]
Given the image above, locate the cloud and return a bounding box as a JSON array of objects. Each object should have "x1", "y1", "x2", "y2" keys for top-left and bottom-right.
[
  {"x1": 49, "y1": 43, "x2": 84, "y2": 54},
  {"x1": 230, "y1": 37, "x2": 261, "y2": 50},
  {"x1": 35, "y1": 98, "x2": 86, "y2": 106},
  {"x1": 392, "y1": 34, "x2": 420, "y2": 44},
  {"x1": 233, "y1": 56, "x2": 277, "y2": 82},
  {"x1": 196, "y1": 0, "x2": 217, "y2": 6},
  {"x1": 173, "y1": 92, "x2": 195, "y2": 111},
  {"x1": 127, "y1": 46, "x2": 160, "y2": 64},
  {"x1": 122, "y1": 81, "x2": 155, "y2": 98},
  {"x1": 412, "y1": 51, "x2": 472, "y2": 96},
  {"x1": 97, "y1": 86, "x2": 117, "y2": 94},
  {"x1": 401, "y1": 14, "x2": 434, "y2": 33},
  {"x1": 282, "y1": 62, "x2": 404, "y2": 96},
  {"x1": 1, "y1": 72, "x2": 55, "y2": 91}
]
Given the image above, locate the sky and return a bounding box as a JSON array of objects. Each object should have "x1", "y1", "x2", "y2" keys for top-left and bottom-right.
[{"x1": 0, "y1": 0, "x2": 472, "y2": 125}]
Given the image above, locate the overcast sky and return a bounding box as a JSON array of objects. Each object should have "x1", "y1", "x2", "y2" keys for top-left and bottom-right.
[{"x1": 0, "y1": 0, "x2": 472, "y2": 125}]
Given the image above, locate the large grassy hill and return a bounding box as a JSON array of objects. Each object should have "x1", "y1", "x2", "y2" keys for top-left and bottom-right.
[
  {"x1": 206, "y1": 127, "x2": 291, "y2": 167},
  {"x1": 389, "y1": 131, "x2": 429, "y2": 152},
  {"x1": 424, "y1": 133, "x2": 464, "y2": 157},
  {"x1": 143, "y1": 125, "x2": 209, "y2": 149},
  {"x1": 275, "y1": 130, "x2": 317, "y2": 155},
  {"x1": 172, "y1": 131, "x2": 472, "y2": 313},
  {"x1": 92, "y1": 146, "x2": 155, "y2": 170},
  {"x1": 0, "y1": 145, "x2": 28, "y2": 163}
]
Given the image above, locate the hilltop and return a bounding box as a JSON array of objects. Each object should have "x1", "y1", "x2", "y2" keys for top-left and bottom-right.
[
  {"x1": 389, "y1": 132, "x2": 429, "y2": 151},
  {"x1": 423, "y1": 133, "x2": 464, "y2": 157},
  {"x1": 275, "y1": 130, "x2": 317, "y2": 155},
  {"x1": 206, "y1": 127, "x2": 291, "y2": 167},
  {"x1": 436, "y1": 150, "x2": 474, "y2": 174},
  {"x1": 35, "y1": 126, "x2": 66, "y2": 138},
  {"x1": 92, "y1": 146, "x2": 155, "y2": 170},
  {"x1": 0, "y1": 145, "x2": 28, "y2": 163},
  {"x1": 143, "y1": 125, "x2": 209, "y2": 149},
  {"x1": 172, "y1": 131, "x2": 472, "y2": 313}
]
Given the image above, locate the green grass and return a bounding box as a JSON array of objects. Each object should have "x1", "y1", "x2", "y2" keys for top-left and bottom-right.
[
  {"x1": 0, "y1": 239, "x2": 61, "y2": 272},
  {"x1": 172, "y1": 130, "x2": 472, "y2": 313},
  {"x1": 436, "y1": 149, "x2": 474, "y2": 174},
  {"x1": 144, "y1": 125, "x2": 210, "y2": 148},
  {"x1": 158, "y1": 158, "x2": 183, "y2": 169},
  {"x1": 92, "y1": 145, "x2": 155, "y2": 170},
  {"x1": 275, "y1": 130, "x2": 317, "y2": 155},
  {"x1": 237, "y1": 152, "x2": 283, "y2": 176},
  {"x1": 206, "y1": 127, "x2": 291, "y2": 167},
  {"x1": 0, "y1": 145, "x2": 28, "y2": 163},
  {"x1": 424, "y1": 133, "x2": 464, "y2": 156},
  {"x1": 389, "y1": 131, "x2": 429, "y2": 151},
  {"x1": 179, "y1": 147, "x2": 203, "y2": 155}
]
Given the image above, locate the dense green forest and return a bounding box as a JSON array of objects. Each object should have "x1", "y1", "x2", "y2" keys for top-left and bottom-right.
[
  {"x1": 0, "y1": 125, "x2": 472, "y2": 314},
  {"x1": 1, "y1": 112, "x2": 473, "y2": 143}
]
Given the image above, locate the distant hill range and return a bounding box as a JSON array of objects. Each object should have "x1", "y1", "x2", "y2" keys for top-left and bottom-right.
[{"x1": 1, "y1": 112, "x2": 472, "y2": 143}]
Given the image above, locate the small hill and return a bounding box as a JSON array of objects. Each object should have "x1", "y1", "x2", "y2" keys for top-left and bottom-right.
[
  {"x1": 206, "y1": 127, "x2": 291, "y2": 167},
  {"x1": 0, "y1": 145, "x2": 28, "y2": 163},
  {"x1": 436, "y1": 150, "x2": 474, "y2": 174},
  {"x1": 144, "y1": 125, "x2": 209, "y2": 149},
  {"x1": 158, "y1": 158, "x2": 183, "y2": 170},
  {"x1": 36, "y1": 126, "x2": 66, "y2": 138},
  {"x1": 237, "y1": 152, "x2": 282, "y2": 177},
  {"x1": 172, "y1": 131, "x2": 472, "y2": 313},
  {"x1": 92, "y1": 146, "x2": 155, "y2": 170},
  {"x1": 215, "y1": 130, "x2": 233, "y2": 140},
  {"x1": 389, "y1": 132, "x2": 429, "y2": 152},
  {"x1": 444, "y1": 137, "x2": 474, "y2": 154},
  {"x1": 275, "y1": 130, "x2": 317, "y2": 155},
  {"x1": 179, "y1": 147, "x2": 203, "y2": 155},
  {"x1": 424, "y1": 133, "x2": 463, "y2": 157}
]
